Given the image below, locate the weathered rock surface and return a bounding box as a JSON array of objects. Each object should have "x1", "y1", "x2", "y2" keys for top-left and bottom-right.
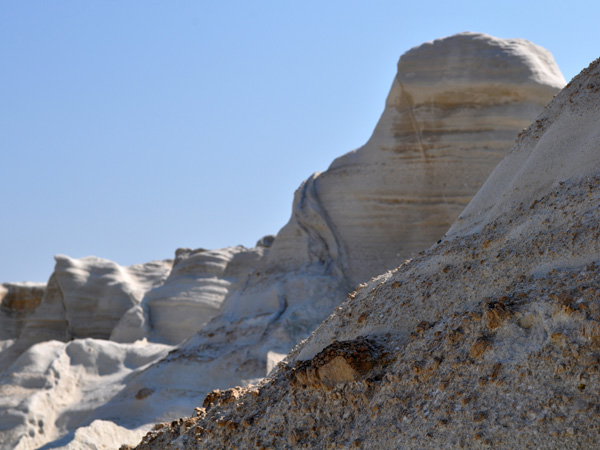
[
  {"x1": 0, "y1": 245, "x2": 269, "y2": 449},
  {"x1": 168, "y1": 30, "x2": 565, "y2": 402},
  {"x1": 133, "y1": 59, "x2": 600, "y2": 449},
  {"x1": 0, "y1": 33, "x2": 567, "y2": 450},
  {"x1": 289, "y1": 32, "x2": 565, "y2": 284},
  {"x1": 0, "y1": 256, "x2": 172, "y2": 374},
  {"x1": 52, "y1": 255, "x2": 172, "y2": 340},
  {"x1": 0, "y1": 282, "x2": 45, "y2": 343},
  {"x1": 0, "y1": 338, "x2": 170, "y2": 450},
  {"x1": 112, "y1": 245, "x2": 266, "y2": 345}
]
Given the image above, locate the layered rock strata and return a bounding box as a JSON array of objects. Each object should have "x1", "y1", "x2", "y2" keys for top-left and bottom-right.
[
  {"x1": 133, "y1": 59, "x2": 600, "y2": 449},
  {"x1": 0, "y1": 282, "x2": 45, "y2": 344},
  {"x1": 294, "y1": 31, "x2": 565, "y2": 284},
  {"x1": 112, "y1": 245, "x2": 266, "y2": 345}
]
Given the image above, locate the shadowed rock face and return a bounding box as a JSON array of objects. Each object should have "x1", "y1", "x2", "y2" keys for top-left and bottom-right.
[
  {"x1": 301, "y1": 32, "x2": 565, "y2": 284},
  {"x1": 132, "y1": 59, "x2": 600, "y2": 450}
]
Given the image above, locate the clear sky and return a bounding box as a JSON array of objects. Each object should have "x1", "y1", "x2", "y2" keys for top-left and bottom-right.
[{"x1": 1, "y1": 1, "x2": 598, "y2": 282}]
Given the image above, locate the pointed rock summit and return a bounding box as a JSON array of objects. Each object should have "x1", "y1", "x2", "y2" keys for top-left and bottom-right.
[{"x1": 133, "y1": 60, "x2": 600, "y2": 448}]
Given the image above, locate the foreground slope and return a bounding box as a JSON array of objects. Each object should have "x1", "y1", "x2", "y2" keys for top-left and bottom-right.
[{"x1": 134, "y1": 59, "x2": 600, "y2": 449}]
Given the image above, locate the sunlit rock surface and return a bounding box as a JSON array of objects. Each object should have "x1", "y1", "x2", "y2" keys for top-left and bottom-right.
[
  {"x1": 112, "y1": 245, "x2": 266, "y2": 345},
  {"x1": 0, "y1": 33, "x2": 567, "y2": 450},
  {"x1": 134, "y1": 58, "x2": 600, "y2": 450},
  {"x1": 0, "y1": 338, "x2": 170, "y2": 450},
  {"x1": 305, "y1": 32, "x2": 565, "y2": 284},
  {"x1": 0, "y1": 256, "x2": 172, "y2": 374}
]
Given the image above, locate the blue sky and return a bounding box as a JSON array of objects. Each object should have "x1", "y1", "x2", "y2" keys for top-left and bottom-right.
[{"x1": 1, "y1": 1, "x2": 598, "y2": 282}]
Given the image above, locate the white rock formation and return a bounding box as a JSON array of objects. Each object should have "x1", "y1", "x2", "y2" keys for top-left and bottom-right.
[
  {"x1": 305, "y1": 32, "x2": 565, "y2": 284},
  {"x1": 0, "y1": 33, "x2": 567, "y2": 449},
  {"x1": 134, "y1": 57, "x2": 600, "y2": 450},
  {"x1": 0, "y1": 256, "x2": 172, "y2": 374},
  {"x1": 0, "y1": 245, "x2": 270, "y2": 449},
  {"x1": 0, "y1": 338, "x2": 170, "y2": 450},
  {"x1": 0, "y1": 282, "x2": 45, "y2": 343},
  {"x1": 111, "y1": 32, "x2": 564, "y2": 447},
  {"x1": 112, "y1": 245, "x2": 267, "y2": 345},
  {"x1": 449, "y1": 74, "x2": 600, "y2": 237},
  {"x1": 171, "y1": 30, "x2": 565, "y2": 392},
  {"x1": 52, "y1": 255, "x2": 172, "y2": 340}
]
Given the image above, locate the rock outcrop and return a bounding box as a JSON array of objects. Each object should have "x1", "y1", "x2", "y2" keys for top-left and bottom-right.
[
  {"x1": 0, "y1": 244, "x2": 271, "y2": 449},
  {"x1": 0, "y1": 282, "x2": 45, "y2": 344},
  {"x1": 286, "y1": 31, "x2": 565, "y2": 284},
  {"x1": 169, "y1": 31, "x2": 565, "y2": 399},
  {"x1": 0, "y1": 256, "x2": 172, "y2": 374},
  {"x1": 133, "y1": 58, "x2": 600, "y2": 449},
  {"x1": 112, "y1": 245, "x2": 266, "y2": 345},
  {"x1": 0, "y1": 33, "x2": 566, "y2": 450}
]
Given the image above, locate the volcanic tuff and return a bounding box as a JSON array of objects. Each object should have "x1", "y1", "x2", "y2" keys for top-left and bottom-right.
[
  {"x1": 133, "y1": 59, "x2": 600, "y2": 449},
  {"x1": 0, "y1": 33, "x2": 565, "y2": 449}
]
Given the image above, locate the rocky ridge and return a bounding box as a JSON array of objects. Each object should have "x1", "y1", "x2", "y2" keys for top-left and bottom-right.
[
  {"x1": 0, "y1": 33, "x2": 565, "y2": 449},
  {"x1": 133, "y1": 59, "x2": 600, "y2": 449}
]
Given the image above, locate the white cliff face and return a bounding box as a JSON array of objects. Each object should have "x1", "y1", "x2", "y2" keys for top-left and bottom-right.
[
  {"x1": 0, "y1": 33, "x2": 569, "y2": 450},
  {"x1": 311, "y1": 32, "x2": 565, "y2": 284},
  {"x1": 112, "y1": 245, "x2": 267, "y2": 345}
]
